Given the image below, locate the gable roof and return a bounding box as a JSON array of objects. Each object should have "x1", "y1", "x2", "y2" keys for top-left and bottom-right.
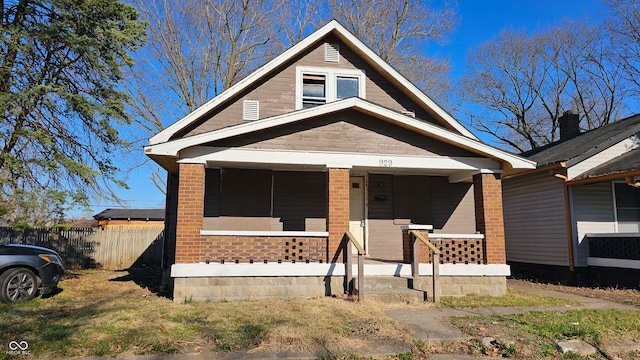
[
  {"x1": 522, "y1": 114, "x2": 640, "y2": 167},
  {"x1": 573, "y1": 147, "x2": 640, "y2": 180},
  {"x1": 145, "y1": 97, "x2": 535, "y2": 171},
  {"x1": 148, "y1": 20, "x2": 477, "y2": 146},
  {"x1": 94, "y1": 208, "x2": 165, "y2": 221}
]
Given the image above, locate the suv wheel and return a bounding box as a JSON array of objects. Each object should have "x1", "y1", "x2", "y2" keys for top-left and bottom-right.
[{"x1": 0, "y1": 268, "x2": 38, "y2": 303}]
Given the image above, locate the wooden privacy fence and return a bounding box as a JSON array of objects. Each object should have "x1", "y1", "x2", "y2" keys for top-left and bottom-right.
[{"x1": 0, "y1": 226, "x2": 164, "y2": 270}]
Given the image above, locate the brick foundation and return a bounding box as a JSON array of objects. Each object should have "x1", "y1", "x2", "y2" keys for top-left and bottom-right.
[
  {"x1": 173, "y1": 276, "x2": 345, "y2": 302},
  {"x1": 173, "y1": 274, "x2": 507, "y2": 302},
  {"x1": 413, "y1": 275, "x2": 507, "y2": 297}
]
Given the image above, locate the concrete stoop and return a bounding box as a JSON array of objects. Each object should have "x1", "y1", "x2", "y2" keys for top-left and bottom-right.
[{"x1": 357, "y1": 276, "x2": 427, "y2": 303}]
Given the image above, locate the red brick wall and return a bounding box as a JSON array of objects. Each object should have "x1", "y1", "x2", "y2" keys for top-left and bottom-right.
[
  {"x1": 175, "y1": 163, "x2": 205, "y2": 263},
  {"x1": 473, "y1": 173, "x2": 506, "y2": 264},
  {"x1": 327, "y1": 168, "x2": 350, "y2": 263}
]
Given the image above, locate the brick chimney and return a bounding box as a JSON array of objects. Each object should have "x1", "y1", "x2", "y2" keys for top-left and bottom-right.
[{"x1": 559, "y1": 110, "x2": 580, "y2": 140}]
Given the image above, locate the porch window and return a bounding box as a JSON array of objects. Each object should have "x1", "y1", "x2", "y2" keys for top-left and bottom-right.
[
  {"x1": 296, "y1": 66, "x2": 365, "y2": 109},
  {"x1": 614, "y1": 182, "x2": 640, "y2": 232}
]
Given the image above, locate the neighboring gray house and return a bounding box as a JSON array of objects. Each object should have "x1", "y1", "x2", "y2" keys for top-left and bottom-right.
[{"x1": 503, "y1": 112, "x2": 640, "y2": 287}]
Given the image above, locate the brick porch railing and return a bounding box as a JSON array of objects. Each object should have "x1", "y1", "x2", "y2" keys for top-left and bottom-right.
[
  {"x1": 403, "y1": 229, "x2": 485, "y2": 264},
  {"x1": 199, "y1": 231, "x2": 328, "y2": 264}
]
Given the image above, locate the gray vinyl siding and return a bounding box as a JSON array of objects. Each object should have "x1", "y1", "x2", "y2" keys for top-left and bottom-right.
[
  {"x1": 180, "y1": 35, "x2": 443, "y2": 138},
  {"x1": 571, "y1": 182, "x2": 615, "y2": 267},
  {"x1": 503, "y1": 172, "x2": 569, "y2": 266}
]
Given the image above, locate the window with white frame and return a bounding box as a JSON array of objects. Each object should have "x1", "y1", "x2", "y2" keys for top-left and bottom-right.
[
  {"x1": 296, "y1": 67, "x2": 365, "y2": 109},
  {"x1": 613, "y1": 181, "x2": 640, "y2": 232}
]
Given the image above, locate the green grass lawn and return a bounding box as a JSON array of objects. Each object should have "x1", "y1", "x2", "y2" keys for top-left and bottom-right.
[
  {"x1": 440, "y1": 289, "x2": 580, "y2": 308},
  {"x1": 451, "y1": 309, "x2": 640, "y2": 359}
]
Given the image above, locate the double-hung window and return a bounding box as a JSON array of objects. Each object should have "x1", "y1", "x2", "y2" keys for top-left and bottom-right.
[
  {"x1": 296, "y1": 67, "x2": 365, "y2": 109},
  {"x1": 302, "y1": 74, "x2": 327, "y2": 108},
  {"x1": 613, "y1": 182, "x2": 640, "y2": 232}
]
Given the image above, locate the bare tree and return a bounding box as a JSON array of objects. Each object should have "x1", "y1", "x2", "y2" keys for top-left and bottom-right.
[
  {"x1": 128, "y1": 0, "x2": 285, "y2": 127},
  {"x1": 606, "y1": 0, "x2": 640, "y2": 92},
  {"x1": 459, "y1": 20, "x2": 632, "y2": 152},
  {"x1": 327, "y1": 0, "x2": 459, "y2": 103},
  {"x1": 127, "y1": 0, "x2": 286, "y2": 193}
]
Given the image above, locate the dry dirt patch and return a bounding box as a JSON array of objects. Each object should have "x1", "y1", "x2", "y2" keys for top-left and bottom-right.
[{"x1": 0, "y1": 269, "x2": 415, "y2": 359}]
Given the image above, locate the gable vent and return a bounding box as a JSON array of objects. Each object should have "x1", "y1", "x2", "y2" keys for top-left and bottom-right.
[
  {"x1": 325, "y1": 43, "x2": 340, "y2": 62},
  {"x1": 243, "y1": 100, "x2": 259, "y2": 121}
]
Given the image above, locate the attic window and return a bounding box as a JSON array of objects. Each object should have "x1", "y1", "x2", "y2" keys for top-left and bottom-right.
[
  {"x1": 325, "y1": 43, "x2": 340, "y2": 62},
  {"x1": 302, "y1": 74, "x2": 327, "y2": 108},
  {"x1": 243, "y1": 100, "x2": 259, "y2": 121},
  {"x1": 296, "y1": 66, "x2": 366, "y2": 110}
]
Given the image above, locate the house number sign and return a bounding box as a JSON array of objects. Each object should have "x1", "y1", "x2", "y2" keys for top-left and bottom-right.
[{"x1": 379, "y1": 159, "x2": 393, "y2": 167}]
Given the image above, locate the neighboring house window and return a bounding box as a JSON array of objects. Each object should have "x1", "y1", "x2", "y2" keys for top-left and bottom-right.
[
  {"x1": 613, "y1": 182, "x2": 640, "y2": 232},
  {"x1": 296, "y1": 66, "x2": 365, "y2": 109}
]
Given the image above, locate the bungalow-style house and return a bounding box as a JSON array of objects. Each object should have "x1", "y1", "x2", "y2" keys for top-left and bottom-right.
[
  {"x1": 94, "y1": 208, "x2": 165, "y2": 228},
  {"x1": 503, "y1": 111, "x2": 640, "y2": 287},
  {"x1": 145, "y1": 21, "x2": 535, "y2": 302}
]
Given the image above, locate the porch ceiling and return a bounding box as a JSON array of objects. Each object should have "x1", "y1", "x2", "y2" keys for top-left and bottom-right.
[{"x1": 178, "y1": 146, "x2": 499, "y2": 182}]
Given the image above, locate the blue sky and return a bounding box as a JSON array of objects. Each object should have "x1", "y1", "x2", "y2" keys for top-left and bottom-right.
[
  {"x1": 73, "y1": 0, "x2": 610, "y2": 219},
  {"x1": 443, "y1": 0, "x2": 607, "y2": 77}
]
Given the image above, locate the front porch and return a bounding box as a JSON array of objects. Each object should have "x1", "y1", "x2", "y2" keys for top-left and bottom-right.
[{"x1": 167, "y1": 163, "x2": 510, "y2": 302}]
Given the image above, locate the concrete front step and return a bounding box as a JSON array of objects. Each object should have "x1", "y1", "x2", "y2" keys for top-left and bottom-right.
[
  {"x1": 354, "y1": 275, "x2": 428, "y2": 303},
  {"x1": 365, "y1": 287, "x2": 427, "y2": 303}
]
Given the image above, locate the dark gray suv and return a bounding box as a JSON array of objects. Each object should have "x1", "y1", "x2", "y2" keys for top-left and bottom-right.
[{"x1": 0, "y1": 244, "x2": 65, "y2": 302}]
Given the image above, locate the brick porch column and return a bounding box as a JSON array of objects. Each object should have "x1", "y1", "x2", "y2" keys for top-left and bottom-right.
[
  {"x1": 326, "y1": 167, "x2": 350, "y2": 263},
  {"x1": 473, "y1": 173, "x2": 506, "y2": 264},
  {"x1": 175, "y1": 163, "x2": 205, "y2": 263}
]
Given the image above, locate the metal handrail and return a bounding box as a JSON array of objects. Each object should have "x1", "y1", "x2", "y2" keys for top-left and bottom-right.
[
  {"x1": 345, "y1": 231, "x2": 364, "y2": 302},
  {"x1": 409, "y1": 230, "x2": 441, "y2": 303}
]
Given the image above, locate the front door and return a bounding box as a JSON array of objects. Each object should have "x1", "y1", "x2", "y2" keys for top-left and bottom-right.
[{"x1": 349, "y1": 177, "x2": 365, "y2": 252}]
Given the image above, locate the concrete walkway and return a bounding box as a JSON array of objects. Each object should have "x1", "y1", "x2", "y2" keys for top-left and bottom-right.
[{"x1": 386, "y1": 281, "x2": 637, "y2": 345}]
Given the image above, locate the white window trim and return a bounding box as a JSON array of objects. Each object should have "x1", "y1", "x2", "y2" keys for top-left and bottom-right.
[{"x1": 295, "y1": 66, "x2": 366, "y2": 110}]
